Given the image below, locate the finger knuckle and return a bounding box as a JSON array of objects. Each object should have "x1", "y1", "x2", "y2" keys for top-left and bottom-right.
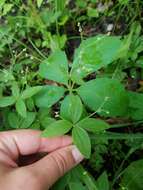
[{"x1": 51, "y1": 152, "x2": 68, "y2": 176}]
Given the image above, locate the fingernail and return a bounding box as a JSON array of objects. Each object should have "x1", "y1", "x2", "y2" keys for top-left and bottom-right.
[{"x1": 72, "y1": 145, "x2": 84, "y2": 163}]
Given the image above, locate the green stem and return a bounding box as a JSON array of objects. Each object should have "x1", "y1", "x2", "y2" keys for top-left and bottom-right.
[{"x1": 90, "y1": 132, "x2": 143, "y2": 140}]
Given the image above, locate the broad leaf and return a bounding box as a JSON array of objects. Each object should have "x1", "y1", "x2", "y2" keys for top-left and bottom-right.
[
  {"x1": 72, "y1": 127, "x2": 91, "y2": 158},
  {"x1": 8, "y1": 112, "x2": 19, "y2": 128},
  {"x1": 0, "y1": 96, "x2": 15, "y2": 107},
  {"x1": 20, "y1": 112, "x2": 36, "y2": 129},
  {"x1": 42, "y1": 120, "x2": 72, "y2": 137},
  {"x1": 121, "y1": 159, "x2": 143, "y2": 190},
  {"x1": 21, "y1": 86, "x2": 43, "y2": 99},
  {"x1": 39, "y1": 51, "x2": 69, "y2": 85},
  {"x1": 34, "y1": 85, "x2": 65, "y2": 108},
  {"x1": 77, "y1": 78, "x2": 128, "y2": 117},
  {"x1": 40, "y1": 117, "x2": 56, "y2": 129},
  {"x1": 16, "y1": 98, "x2": 27, "y2": 118},
  {"x1": 77, "y1": 118, "x2": 110, "y2": 133},
  {"x1": 71, "y1": 35, "x2": 122, "y2": 84},
  {"x1": 8, "y1": 112, "x2": 36, "y2": 129},
  {"x1": 97, "y1": 171, "x2": 109, "y2": 190},
  {"x1": 60, "y1": 94, "x2": 83, "y2": 123},
  {"x1": 38, "y1": 108, "x2": 52, "y2": 120}
]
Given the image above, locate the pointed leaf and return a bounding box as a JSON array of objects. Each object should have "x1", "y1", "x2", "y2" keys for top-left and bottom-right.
[
  {"x1": 77, "y1": 118, "x2": 110, "y2": 133},
  {"x1": 35, "y1": 85, "x2": 65, "y2": 108},
  {"x1": 60, "y1": 94, "x2": 83, "y2": 123},
  {"x1": 121, "y1": 159, "x2": 143, "y2": 190},
  {"x1": 20, "y1": 112, "x2": 36, "y2": 129},
  {"x1": 42, "y1": 120, "x2": 72, "y2": 137},
  {"x1": 8, "y1": 112, "x2": 36, "y2": 129},
  {"x1": 0, "y1": 96, "x2": 15, "y2": 107},
  {"x1": 11, "y1": 82, "x2": 20, "y2": 99},
  {"x1": 77, "y1": 78, "x2": 128, "y2": 117},
  {"x1": 72, "y1": 127, "x2": 91, "y2": 158},
  {"x1": 97, "y1": 171, "x2": 109, "y2": 190},
  {"x1": 39, "y1": 51, "x2": 69, "y2": 85},
  {"x1": 16, "y1": 98, "x2": 27, "y2": 118},
  {"x1": 21, "y1": 86, "x2": 43, "y2": 99},
  {"x1": 8, "y1": 112, "x2": 20, "y2": 129}
]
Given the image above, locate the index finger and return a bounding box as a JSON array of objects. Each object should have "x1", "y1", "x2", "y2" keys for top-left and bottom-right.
[{"x1": 0, "y1": 130, "x2": 72, "y2": 161}]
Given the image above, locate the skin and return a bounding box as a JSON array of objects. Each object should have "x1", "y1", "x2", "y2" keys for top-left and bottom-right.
[{"x1": 0, "y1": 130, "x2": 84, "y2": 190}]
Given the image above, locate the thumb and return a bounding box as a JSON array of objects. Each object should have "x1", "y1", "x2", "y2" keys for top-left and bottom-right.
[{"x1": 27, "y1": 145, "x2": 84, "y2": 188}]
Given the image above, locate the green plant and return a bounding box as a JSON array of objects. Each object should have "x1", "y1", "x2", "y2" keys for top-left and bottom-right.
[
  {"x1": 35, "y1": 34, "x2": 131, "y2": 158},
  {"x1": 0, "y1": 26, "x2": 143, "y2": 158},
  {"x1": 1, "y1": 1, "x2": 143, "y2": 189}
]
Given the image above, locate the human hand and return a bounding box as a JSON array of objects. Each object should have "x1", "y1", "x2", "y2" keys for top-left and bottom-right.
[{"x1": 0, "y1": 130, "x2": 84, "y2": 190}]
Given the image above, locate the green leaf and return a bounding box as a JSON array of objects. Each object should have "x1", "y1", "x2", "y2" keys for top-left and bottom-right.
[
  {"x1": 97, "y1": 171, "x2": 109, "y2": 190},
  {"x1": 21, "y1": 86, "x2": 43, "y2": 99},
  {"x1": 38, "y1": 108, "x2": 52, "y2": 120},
  {"x1": 30, "y1": 123, "x2": 41, "y2": 130},
  {"x1": 34, "y1": 85, "x2": 65, "y2": 108},
  {"x1": 76, "y1": 0, "x2": 87, "y2": 8},
  {"x1": 26, "y1": 98, "x2": 35, "y2": 111},
  {"x1": 3, "y1": 3, "x2": 13, "y2": 15},
  {"x1": 55, "y1": 0, "x2": 67, "y2": 12},
  {"x1": 8, "y1": 112, "x2": 20, "y2": 129},
  {"x1": 121, "y1": 159, "x2": 143, "y2": 190},
  {"x1": 77, "y1": 78, "x2": 129, "y2": 117},
  {"x1": 71, "y1": 165, "x2": 98, "y2": 190},
  {"x1": 8, "y1": 112, "x2": 36, "y2": 129},
  {"x1": 87, "y1": 7, "x2": 99, "y2": 18},
  {"x1": 53, "y1": 173, "x2": 71, "y2": 190},
  {"x1": 11, "y1": 82, "x2": 20, "y2": 99},
  {"x1": 69, "y1": 182, "x2": 86, "y2": 190},
  {"x1": 40, "y1": 117, "x2": 56, "y2": 129},
  {"x1": 0, "y1": 97, "x2": 15, "y2": 107},
  {"x1": 77, "y1": 118, "x2": 110, "y2": 133},
  {"x1": 39, "y1": 51, "x2": 69, "y2": 85},
  {"x1": 72, "y1": 127, "x2": 91, "y2": 158},
  {"x1": 116, "y1": 29, "x2": 133, "y2": 59},
  {"x1": 42, "y1": 120, "x2": 72, "y2": 137},
  {"x1": 128, "y1": 92, "x2": 143, "y2": 120},
  {"x1": 20, "y1": 112, "x2": 36, "y2": 129},
  {"x1": 0, "y1": 0, "x2": 6, "y2": 7},
  {"x1": 16, "y1": 98, "x2": 27, "y2": 118},
  {"x1": 37, "y1": 0, "x2": 43, "y2": 8},
  {"x1": 60, "y1": 94, "x2": 83, "y2": 123},
  {"x1": 50, "y1": 35, "x2": 67, "y2": 52},
  {"x1": 71, "y1": 35, "x2": 122, "y2": 84}
]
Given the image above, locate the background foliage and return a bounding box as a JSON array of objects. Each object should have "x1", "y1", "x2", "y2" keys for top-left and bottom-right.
[{"x1": 0, "y1": 0, "x2": 143, "y2": 189}]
